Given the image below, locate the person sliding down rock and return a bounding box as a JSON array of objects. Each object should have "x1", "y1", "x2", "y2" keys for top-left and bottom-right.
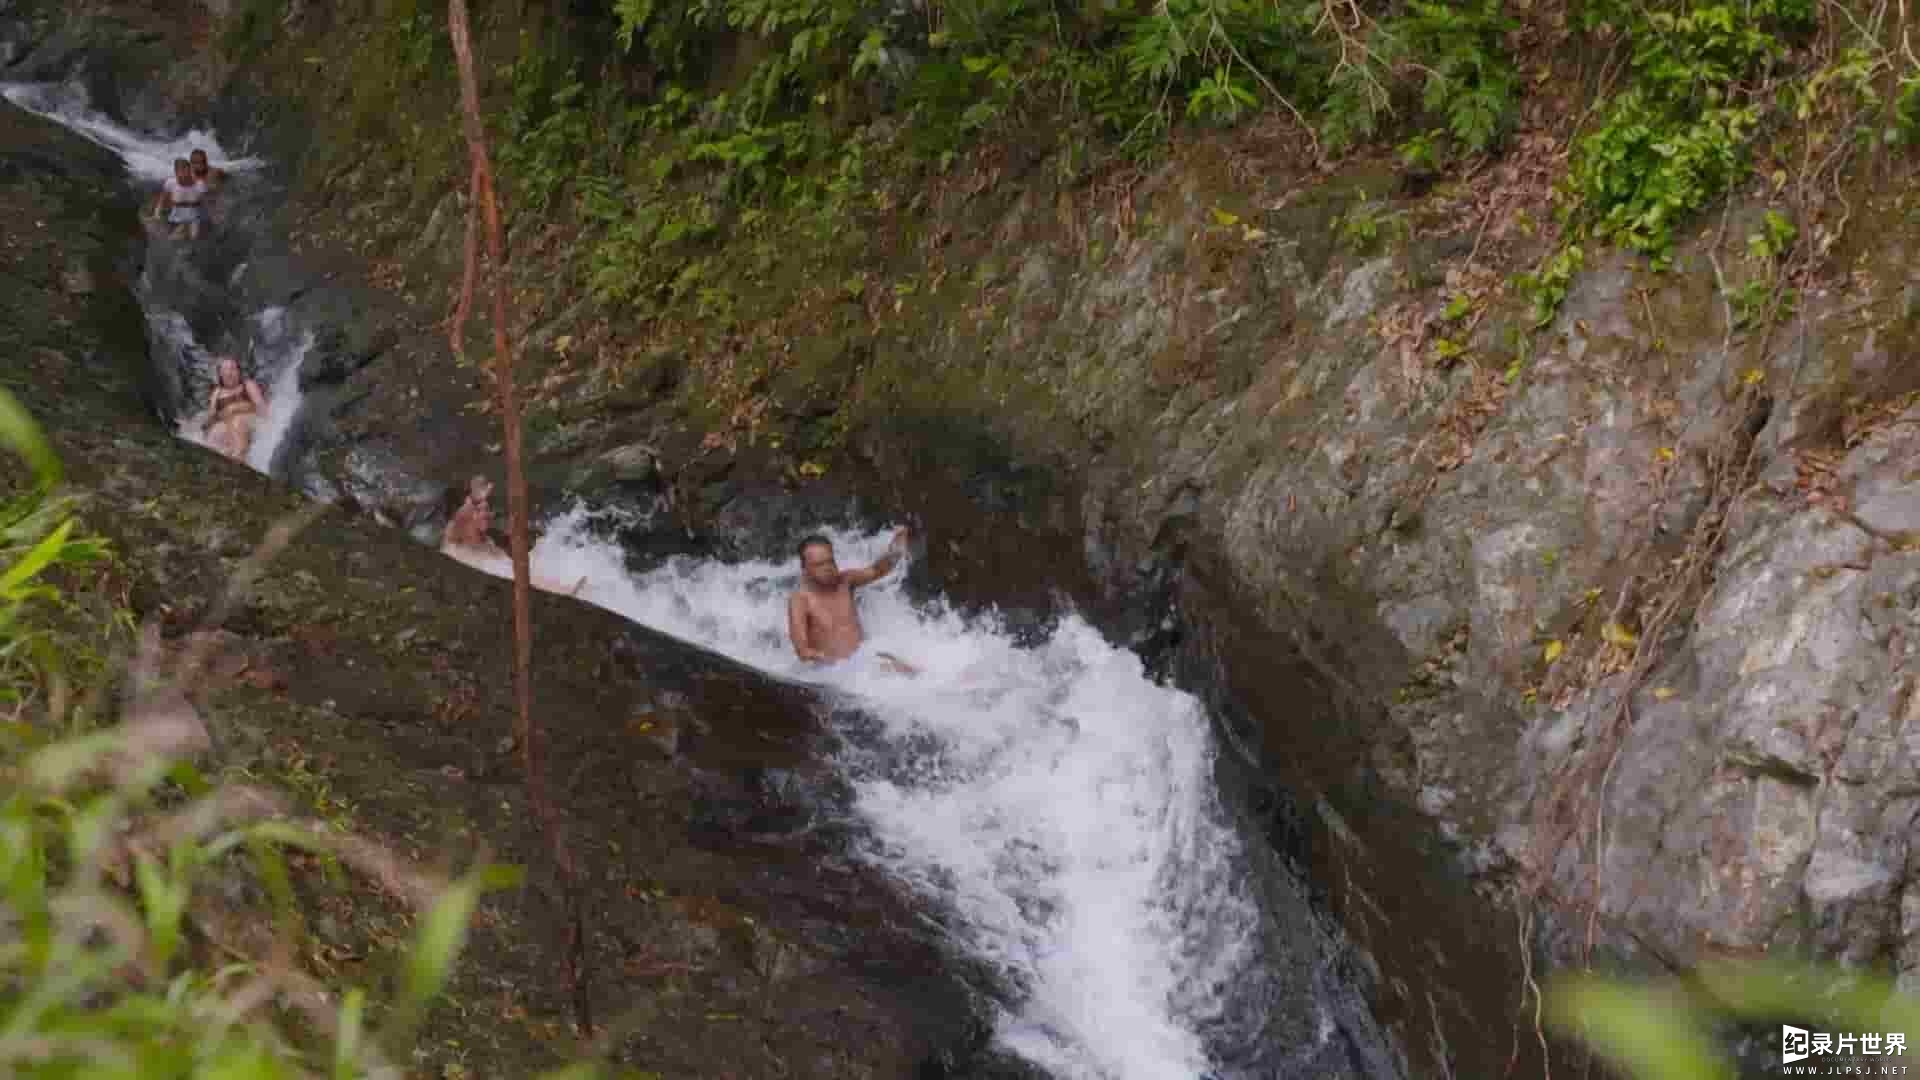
[
  {"x1": 787, "y1": 528, "x2": 918, "y2": 674},
  {"x1": 150, "y1": 157, "x2": 208, "y2": 240},
  {"x1": 441, "y1": 476, "x2": 501, "y2": 556},
  {"x1": 439, "y1": 475, "x2": 587, "y2": 597},
  {"x1": 200, "y1": 356, "x2": 266, "y2": 463}
]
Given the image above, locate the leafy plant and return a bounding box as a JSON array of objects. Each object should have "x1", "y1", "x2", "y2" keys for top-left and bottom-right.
[
  {"x1": 1517, "y1": 244, "x2": 1585, "y2": 326},
  {"x1": 1894, "y1": 75, "x2": 1920, "y2": 146},
  {"x1": 1338, "y1": 203, "x2": 1402, "y2": 253},
  {"x1": 1385, "y1": 0, "x2": 1519, "y2": 154},
  {"x1": 1551, "y1": 958, "x2": 1920, "y2": 1079},
  {"x1": 1568, "y1": 0, "x2": 1810, "y2": 265},
  {"x1": 1188, "y1": 66, "x2": 1260, "y2": 125},
  {"x1": 1319, "y1": 0, "x2": 1518, "y2": 156},
  {"x1": 1730, "y1": 207, "x2": 1798, "y2": 327},
  {"x1": 0, "y1": 719, "x2": 536, "y2": 1077},
  {"x1": 498, "y1": 43, "x2": 598, "y2": 214},
  {"x1": 0, "y1": 388, "x2": 116, "y2": 722},
  {"x1": 1746, "y1": 207, "x2": 1796, "y2": 262}
]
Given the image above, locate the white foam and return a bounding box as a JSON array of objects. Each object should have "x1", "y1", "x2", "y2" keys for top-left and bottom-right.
[
  {"x1": 458, "y1": 507, "x2": 1261, "y2": 1077},
  {"x1": 244, "y1": 317, "x2": 308, "y2": 473},
  {"x1": 1, "y1": 81, "x2": 262, "y2": 183}
]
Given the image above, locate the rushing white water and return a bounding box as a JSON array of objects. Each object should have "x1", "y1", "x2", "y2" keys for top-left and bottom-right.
[
  {"x1": 1, "y1": 81, "x2": 262, "y2": 182},
  {"x1": 453, "y1": 506, "x2": 1266, "y2": 1077}
]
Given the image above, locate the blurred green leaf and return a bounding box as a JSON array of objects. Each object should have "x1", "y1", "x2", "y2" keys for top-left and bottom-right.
[
  {"x1": 0, "y1": 519, "x2": 76, "y2": 598},
  {"x1": 332, "y1": 988, "x2": 367, "y2": 1080},
  {"x1": 0, "y1": 385, "x2": 61, "y2": 491},
  {"x1": 405, "y1": 866, "x2": 497, "y2": 1008},
  {"x1": 1549, "y1": 974, "x2": 1733, "y2": 1080}
]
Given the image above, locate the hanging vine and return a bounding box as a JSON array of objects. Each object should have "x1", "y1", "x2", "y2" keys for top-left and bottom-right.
[{"x1": 446, "y1": 0, "x2": 594, "y2": 1037}]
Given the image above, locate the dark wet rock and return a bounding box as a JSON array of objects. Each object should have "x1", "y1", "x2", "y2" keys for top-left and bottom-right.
[
  {"x1": 227, "y1": 252, "x2": 314, "y2": 311},
  {"x1": 587, "y1": 441, "x2": 661, "y2": 485},
  {"x1": 685, "y1": 762, "x2": 844, "y2": 845},
  {"x1": 0, "y1": 18, "x2": 33, "y2": 68},
  {"x1": 298, "y1": 323, "x2": 395, "y2": 389},
  {"x1": 319, "y1": 440, "x2": 450, "y2": 534},
  {"x1": 708, "y1": 480, "x2": 872, "y2": 561}
]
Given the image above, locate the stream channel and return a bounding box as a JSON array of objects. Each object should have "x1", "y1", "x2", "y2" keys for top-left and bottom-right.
[{"x1": 2, "y1": 76, "x2": 1411, "y2": 1080}]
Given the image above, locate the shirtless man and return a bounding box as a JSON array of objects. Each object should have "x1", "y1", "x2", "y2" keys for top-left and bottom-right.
[
  {"x1": 151, "y1": 157, "x2": 209, "y2": 240},
  {"x1": 440, "y1": 475, "x2": 586, "y2": 597},
  {"x1": 788, "y1": 528, "x2": 915, "y2": 672},
  {"x1": 200, "y1": 356, "x2": 267, "y2": 462}
]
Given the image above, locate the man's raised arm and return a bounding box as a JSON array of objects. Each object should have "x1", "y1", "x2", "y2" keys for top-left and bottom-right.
[{"x1": 843, "y1": 527, "x2": 910, "y2": 589}]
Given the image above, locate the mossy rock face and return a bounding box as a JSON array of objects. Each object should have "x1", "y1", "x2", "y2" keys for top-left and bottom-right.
[{"x1": 1261, "y1": 164, "x2": 1403, "y2": 281}]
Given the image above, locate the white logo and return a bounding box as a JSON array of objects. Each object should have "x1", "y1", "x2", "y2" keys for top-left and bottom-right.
[
  {"x1": 1784, "y1": 1025, "x2": 1810, "y2": 1064},
  {"x1": 1782, "y1": 1023, "x2": 1909, "y2": 1065}
]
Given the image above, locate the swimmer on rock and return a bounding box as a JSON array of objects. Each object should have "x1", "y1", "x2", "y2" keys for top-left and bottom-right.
[{"x1": 440, "y1": 475, "x2": 587, "y2": 597}]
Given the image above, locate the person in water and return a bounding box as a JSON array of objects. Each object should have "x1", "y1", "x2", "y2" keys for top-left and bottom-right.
[
  {"x1": 442, "y1": 476, "x2": 503, "y2": 557},
  {"x1": 200, "y1": 356, "x2": 267, "y2": 462},
  {"x1": 788, "y1": 529, "x2": 917, "y2": 673},
  {"x1": 440, "y1": 475, "x2": 586, "y2": 597},
  {"x1": 189, "y1": 148, "x2": 227, "y2": 192},
  {"x1": 151, "y1": 157, "x2": 209, "y2": 240}
]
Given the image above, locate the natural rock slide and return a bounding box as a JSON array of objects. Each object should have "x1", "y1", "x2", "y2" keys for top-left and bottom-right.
[{"x1": 1, "y1": 31, "x2": 1410, "y2": 1080}]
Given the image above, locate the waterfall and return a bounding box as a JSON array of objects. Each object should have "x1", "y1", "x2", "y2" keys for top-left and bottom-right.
[{"x1": 6, "y1": 78, "x2": 302, "y2": 479}]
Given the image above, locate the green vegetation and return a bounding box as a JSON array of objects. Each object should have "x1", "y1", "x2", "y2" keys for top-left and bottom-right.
[
  {"x1": 1516, "y1": 0, "x2": 1917, "y2": 322},
  {"x1": 551, "y1": 0, "x2": 1534, "y2": 313},
  {"x1": 1516, "y1": 243, "x2": 1584, "y2": 327},
  {"x1": 1552, "y1": 958, "x2": 1920, "y2": 1079},
  {"x1": 0, "y1": 389, "x2": 598, "y2": 1078},
  {"x1": 1729, "y1": 207, "x2": 1798, "y2": 327},
  {"x1": 247, "y1": 0, "x2": 1537, "y2": 330},
  {"x1": 0, "y1": 388, "x2": 121, "y2": 719},
  {"x1": 1325, "y1": 0, "x2": 1520, "y2": 159},
  {"x1": 1567, "y1": 0, "x2": 1813, "y2": 264},
  {"x1": 248, "y1": 0, "x2": 1920, "y2": 354}
]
